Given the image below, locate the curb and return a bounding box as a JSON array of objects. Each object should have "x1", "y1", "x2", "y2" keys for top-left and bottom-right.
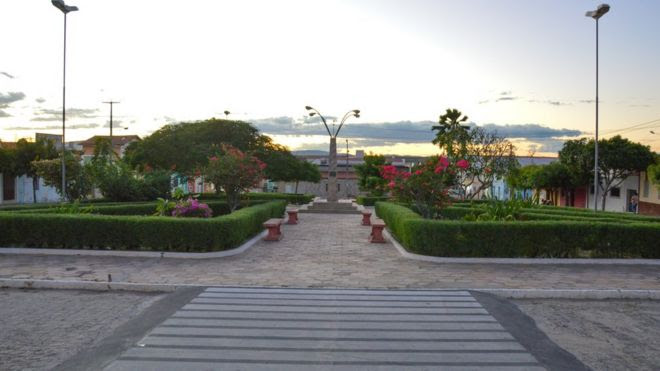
[
  {"x1": 383, "y1": 229, "x2": 660, "y2": 266},
  {"x1": 2, "y1": 279, "x2": 659, "y2": 299}
]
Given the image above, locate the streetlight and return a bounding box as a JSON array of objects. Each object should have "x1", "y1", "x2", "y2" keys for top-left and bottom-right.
[
  {"x1": 305, "y1": 106, "x2": 360, "y2": 202},
  {"x1": 585, "y1": 3, "x2": 610, "y2": 212},
  {"x1": 52, "y1": 0, "x2": 78, "y2": 201}
]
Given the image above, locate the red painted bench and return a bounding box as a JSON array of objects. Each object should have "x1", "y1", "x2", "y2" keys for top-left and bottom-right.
[
  {"x1": 263, "y1": 218, "x2": 284, "y2": 241},
  {"x1": 286, "y1": 209, "x2": 299, "y2": 225},
  {"x1": 369, "y1": 218, "x2": 386, "y2": 243},
  {"x1": 361, "y1": 210, "x2": 372, "y2": 226}
]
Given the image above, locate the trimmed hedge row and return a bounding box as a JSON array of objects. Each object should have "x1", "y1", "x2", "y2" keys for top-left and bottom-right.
[
  {"x1": 450, "y1": 202, "x2": 660, "y2": 223},
  {"x1": 375, "y1": 202, "x2": 660, "y2": 258},
  {"x1": 356, "y1": 195, "x2": 390, "y2": 206},
  {"x1": 199, "y1": 192, "x2": 314, "y2": 205},
  {"x1": 0, "y1": 200, "x2": 287, "y2": 252}
]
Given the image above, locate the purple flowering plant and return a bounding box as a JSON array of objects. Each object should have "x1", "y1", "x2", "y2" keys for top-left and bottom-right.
[{"x1": 171, "y1": 197, "x2": 213, "y2": 218}]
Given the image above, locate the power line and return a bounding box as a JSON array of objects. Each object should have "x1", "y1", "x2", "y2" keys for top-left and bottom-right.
[{"x1": 601, "y1": 118, "x2": 660, "y2": 136}]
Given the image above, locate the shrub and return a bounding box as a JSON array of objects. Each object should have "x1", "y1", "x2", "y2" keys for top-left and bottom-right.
[
  {"x1": 199, "y1": 192, "x2": 314, "y2": 205},
  {"x1": 171, "y1": 198, "x2": 213, "y2": 218},
  {"x1": 356, "y1": 195, "x2": 390, "y2": 206},
  {"x1": 376, "y1": 202, "x2": 660, "y2": 258},
  {"x1": 0, "y1": 200, "x2": 286, "y2": 252}
]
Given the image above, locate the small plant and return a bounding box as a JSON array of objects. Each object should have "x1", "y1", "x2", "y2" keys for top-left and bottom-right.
[
  {"x1": 462, "y1": 198, "x2": 522, "y2": 222},
  {"x1": 171, "y1": 197, "x2": 213, "y2": 218},
  {"x1": 172, "y1": 188, "x2": 186, "y2": 201},
  {"x1": 51, "y1": 200, "x2": 96, "y2": 214},
  {"x1": 153, "y1": 198, "x2": 176, "y2": 216}
]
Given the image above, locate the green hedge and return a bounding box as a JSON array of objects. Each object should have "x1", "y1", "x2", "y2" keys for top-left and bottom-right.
[
  {"x1": 356, "y1": 195, "x2": 390, "y2": 206},
  {"x1": 199, "y1": 192, "x2": 314, "y2": 205},
  {"x1": 0, "y1": 200, "x2": 286, "y2": 252},
  {"x1": 375, "y1": 202, "x2": 660, "y2": 258}
]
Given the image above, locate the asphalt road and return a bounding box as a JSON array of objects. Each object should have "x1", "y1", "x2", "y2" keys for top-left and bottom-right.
[
  {"x1": 0, "y1": 289, "x2": 166, "y2": 371},
  {"x1": 1, "y1": 288, "x2": 658, "y2": 371},
  {"x1": 514, "y1": 299, "x2": 660, "y2": 371}
]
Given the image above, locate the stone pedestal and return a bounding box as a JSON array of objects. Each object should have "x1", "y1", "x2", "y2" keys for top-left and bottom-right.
[{"x1": 328, "y1": 137, "x2": 338, "y2": 202}]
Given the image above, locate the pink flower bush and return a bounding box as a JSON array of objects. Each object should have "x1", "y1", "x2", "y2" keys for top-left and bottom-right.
[
  {"x1": 172, "y1": 197, "x2": 213, "y2": 218},
  {"x1": 456, "y1": 159, "x2": 470, "y2": 169}
]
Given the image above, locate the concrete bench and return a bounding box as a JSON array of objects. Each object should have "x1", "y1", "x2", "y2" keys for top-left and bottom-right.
[
  {"x1": 369, "y1": 218, "x2": 386, "y2": 243},
  {"x1": 263, "y1": 218, "x2": 284, "y2": 241},
  {"x1": 361, "y1": 210, "x2": 372, "y2": 226},
  {"x1": 286, "y1": 209, "x2": 299, "y2": 225}
]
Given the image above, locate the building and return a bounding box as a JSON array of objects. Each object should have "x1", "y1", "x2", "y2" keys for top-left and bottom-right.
[
  {"x1": 80, "y1": 135, "x2": 140, "y2": 160},
  {"x1": 0, "y1": 140, "x2": 61, "y2": 205},
  {"x1": 639, "y1": 170, "x2": 660, "y2": 215}
]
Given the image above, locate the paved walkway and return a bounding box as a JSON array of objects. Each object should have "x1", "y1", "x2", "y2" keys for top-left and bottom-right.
[
  {"x1": 1, "y1": 213, "x2": 658, "y2": 289},
  {"x1": 105, "y1": 287, "x2": 545, "y2": 370}
]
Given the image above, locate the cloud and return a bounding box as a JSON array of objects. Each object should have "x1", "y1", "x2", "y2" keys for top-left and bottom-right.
[
  {"x1": 252, "y1": 117, "x2": 584, "y2": 146},
  {"x1": 103, "y1": 120, "x2": 123, "y2": 128},
  {"x1": 0, "y1": 109, "x2": 11, "y2": 118},
  {"x1": 478, "y1": 100, "x2": 489, "y2": 104},
  {"x1": 479, "y1": 123, "x2": 583, "y2": 139},
  {"x1": 0, "y1": 72, "x2": 14, "y2": 79},
  {"x1": 3, "y1": 123, "x2": 100, "y2": 131},
  {"x1": 0, "y1": 91, "x2": 26, "y2": 106},
  {"x1": 528, "y1": 99, "x2": 571, "y2": 106},
  {"x1": 500, "y1": 91, "x2": 512, "y2": 96},
  {"x1": 35, "y1": 98, "x2": 46, "y2": 104},
  {"x1": 579, "y1": 99, "x2": 595, "y2": 104},
  {"x1": 496, "y1": 96, "x2": 518, "y2": 102},
  {"x1": 31, "y1": 107, "x2": 99, "y2": 121}
]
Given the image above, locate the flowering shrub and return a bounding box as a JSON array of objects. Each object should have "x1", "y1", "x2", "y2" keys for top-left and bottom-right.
[
  {"x1": 205, "y1": 145, "x2": 266, "y2": 212},
  {"x1": 171, "y1": 197, "x2": 213, "y2": 218},
  {"x1": 381, "y1": 156, "x2": 468, "y2": 219}
]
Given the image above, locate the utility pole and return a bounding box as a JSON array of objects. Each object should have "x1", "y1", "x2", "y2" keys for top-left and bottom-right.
[
  {"x1": 103, "y1": 100, "x2": 119, "y2": 152},
  {"x1": 345, "y1": 139, "x2": 349, "y2": 197}
]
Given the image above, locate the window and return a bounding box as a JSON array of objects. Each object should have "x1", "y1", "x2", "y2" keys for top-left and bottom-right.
[{"x1": 610, "y1": 187, "x2": 620, "y2": 197}]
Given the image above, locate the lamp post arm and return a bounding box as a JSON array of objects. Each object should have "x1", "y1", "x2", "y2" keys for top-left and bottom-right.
[
  {"x1": 335, "y1": 111, "x2": 357, "y2": 138},
  {"x1": 310, "y1": 108, "x2": 332, "y2": 137}
]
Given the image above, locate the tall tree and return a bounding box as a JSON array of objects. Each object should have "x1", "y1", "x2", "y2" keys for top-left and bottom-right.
[
  {"x1": 32, "y1": 152, "x2": 93, "y2": 200},
  {"x1": 292, "y1": 160, "x2": 321, "y2": 194},
  {"x1": 648, "y1": 158, "x2": 660, "y2": 191},
  {"x1": 11, "y1": 139, "x2": 58, "y2": 203},
  {"x1": 455, "y1": 127, "x2": 517, "y2": 200},
  {"x1": 432, "y1": 108, "x2": 471, "y2": 159},
  {"x1": 354, "y1": 154, "x2": 389, "y2": 196}
]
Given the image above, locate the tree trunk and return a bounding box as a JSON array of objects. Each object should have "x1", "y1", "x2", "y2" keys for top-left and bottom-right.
[
  {"x1": 601, "y1": 192, "x2": 607, "y2": 212},
  {"x1": 32, "y1": 176, "x2": 38, "y2": 204}
]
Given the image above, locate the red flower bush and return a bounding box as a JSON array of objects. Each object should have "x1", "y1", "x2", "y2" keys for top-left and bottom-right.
[{"x1": 380, "y1": 156, "x2": 459, "y2": 219}]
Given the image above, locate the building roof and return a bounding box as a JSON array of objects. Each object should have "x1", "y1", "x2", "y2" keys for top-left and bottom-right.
[
  {"x1": 0, "y1": 141, "x2": 17, "y2": 150},
  {"x1": 81, "y1": 135, "x2": 140, "y2": 147}
]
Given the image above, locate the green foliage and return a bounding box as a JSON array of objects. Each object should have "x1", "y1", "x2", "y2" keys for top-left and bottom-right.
[
  {"x1": 648, "y1": 159, "x2": 660, "y2": 190},
  {"x1": 32, "y1": 152, "x2": 93, "y2": 200},
  {"x1": 354, "y1": 154, "x2": 388, "y2": 196},
  {"x1": 376, "y1": 202, "x2": 660, "y2": 258},
  {"x1": 356, "y1": 195, "x2": 390, "y2": 206},
  {"x1": 154, "y1": 198, "x2": 176, "y2": 216},
  {"x1": 432, "y1": 108, "x2": 470, "y2": 159},
  {"x1": 0, "y1": 200, "x2": 286, "y2": 252},
  {"x1": 51, "y1": 200, "x2": 96, "y2": 214}
]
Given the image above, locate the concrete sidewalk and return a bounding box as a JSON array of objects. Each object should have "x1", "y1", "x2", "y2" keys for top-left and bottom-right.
[{"x1": 1, "y1": 214, "x2": 658, "y2": 290}]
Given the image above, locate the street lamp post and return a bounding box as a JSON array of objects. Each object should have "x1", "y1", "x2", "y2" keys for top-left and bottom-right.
[
  {"x1": 103, "y1": 100, "x2": 120, "y2": 143},
  {"x1": 52, "y1": 0, "x2": 78, "y2": 201},
  {"x1": 305, "y1": 106, "x2": 360, "y2": 202},
  {"x1": 586, "y1": 3, "x2": 610, "y2": 212}
]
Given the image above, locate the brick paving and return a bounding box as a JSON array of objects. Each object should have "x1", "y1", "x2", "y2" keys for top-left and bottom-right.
[{"x1": 0, "y1": 213, "x2": 658, "y2": 289}]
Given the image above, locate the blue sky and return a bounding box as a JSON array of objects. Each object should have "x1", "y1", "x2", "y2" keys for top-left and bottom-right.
[{"x1": 1, "y1": 0, "x2": 658, "y2": 155}]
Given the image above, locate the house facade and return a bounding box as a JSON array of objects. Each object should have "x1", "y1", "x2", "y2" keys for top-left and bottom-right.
[{"x1": 639, "y1": 170, "x2": 660, "y2": 215}]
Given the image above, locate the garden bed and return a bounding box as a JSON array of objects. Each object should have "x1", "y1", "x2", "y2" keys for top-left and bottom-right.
[
  {"x1": 376, "y1": 201, "x2": 660, "y2": 259},
  {"x1": 0, "y1": 200, "x2": 286, "y2": 252}
]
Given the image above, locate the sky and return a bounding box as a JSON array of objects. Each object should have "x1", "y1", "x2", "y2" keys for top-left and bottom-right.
[{"x1": 1, "y1": 0, "x2": 659, "y2": 156}]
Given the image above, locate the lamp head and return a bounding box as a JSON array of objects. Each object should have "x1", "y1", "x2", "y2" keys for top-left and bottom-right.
[
  {"x1": 353, "y1": 109, "x2": 360, "y2": 115},
  {"x1": 354, "y1": 113, "x2": 360, "y2": 119},
  {"x1": 305, "y1": 106, "x2": 313, "y2": 111},
  {"x1": 223, "y1": 110, "x2": 230, "y2": 116},
  {"x1": 308, "y1": 112, "x2": 316, "y2": 117},
  {"x1": 586, "y1": 4, "x2": 610, "y2": 19},
  {"x1": 52, "y1": 0, "x2": 78, "y2": 14}
]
